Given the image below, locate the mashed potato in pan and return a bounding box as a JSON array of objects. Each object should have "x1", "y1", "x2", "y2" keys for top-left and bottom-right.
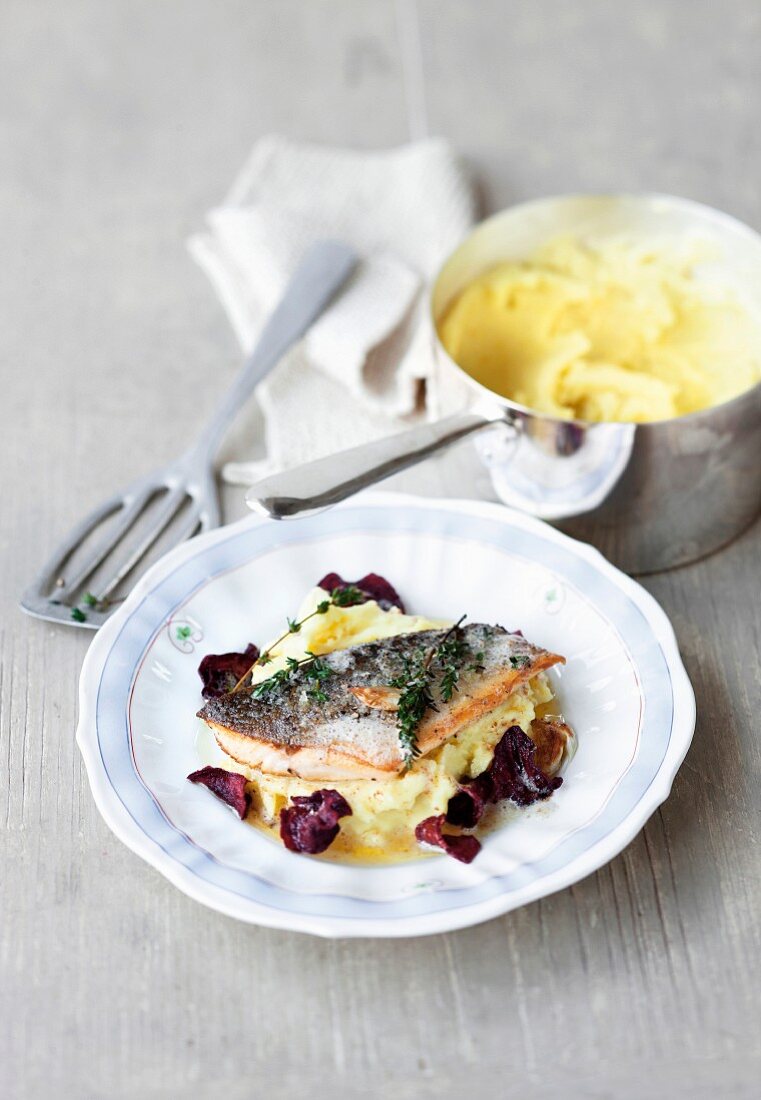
[{"x1": 438, "y1": 235, "x2": 761, "y2": 422}]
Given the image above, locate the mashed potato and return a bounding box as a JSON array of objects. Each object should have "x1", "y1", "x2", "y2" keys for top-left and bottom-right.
[
  {"x1": 207, "y1": 590, "x2": 557, "y2": 862},
  {"x1": 438, "y1": 235, "x2": 761, "y2": 422}
]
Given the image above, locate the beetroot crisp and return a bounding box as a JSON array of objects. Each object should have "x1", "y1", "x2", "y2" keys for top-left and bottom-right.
[
  {"x1": 317, "y1": 572, "x2": 405, "y2": 612},
  {"x1": 416, "y1": 726, "x2": 562, "y2": 863},
  {"x1": 198, "y1": 643, "x2": 259, "y2": 698},
  {"x1": 280, "y1": 789, "x2": 353, "y2": 855},
  {"x1": 446, "y1": 725, "x2": 563, "y2": 828},
  {"x1": 446, "y1": 785, "x2": 488, "y2": 830},
  {"x1": 187, "y1": 766, "x2": 250, "y2": 818},
  {"x1": 415, "y1": 815, "x2": 482, "y2": 864}
]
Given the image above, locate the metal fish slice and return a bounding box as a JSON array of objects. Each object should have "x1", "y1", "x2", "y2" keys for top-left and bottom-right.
[{"x1": 20, "y1": 240, "x2": 358, "y2": 629}]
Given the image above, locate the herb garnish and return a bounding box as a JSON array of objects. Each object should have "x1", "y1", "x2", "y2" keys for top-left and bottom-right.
[
  {"x1": 509, "y1": 655, "x2": 530, "y2": 669},
  {"x1": 70, "y1": 591, "x2": 125, "y2": 620},
  {"x1": 250, "y1": 652, "x2": 333, "y2": 703},
  {"x1": 390, "y1": 616, "x2": 468, "y2": 767},
  {"x1": 330, "y1": 584, "x2": 365, "y2": 608},
  {"x1": 469, "y1": 649, "x2": 486, "y2": 673},
  {"x1": 70, "y1": 590, "x2": 100, "y2": 622},
  {"x1": 232, "y1": 586, "x2": 365, "y2": 696},
  {"x1": 301, "y1": 654, "x2": 333, "y2": 702}
]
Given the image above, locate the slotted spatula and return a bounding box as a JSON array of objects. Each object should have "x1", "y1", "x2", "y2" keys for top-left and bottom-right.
[{"x1": 20, "y1": 240, "x2": 358, "y2": 629}]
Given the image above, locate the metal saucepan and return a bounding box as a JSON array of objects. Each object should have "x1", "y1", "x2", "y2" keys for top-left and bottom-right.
[{"x1": 246, "y1": 194, "x2": 761, "y2": 573}]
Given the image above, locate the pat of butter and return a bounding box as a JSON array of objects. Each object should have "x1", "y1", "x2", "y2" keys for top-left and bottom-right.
[{"x1": 438, "y1": 235, "x2": 761, "y2": 423}]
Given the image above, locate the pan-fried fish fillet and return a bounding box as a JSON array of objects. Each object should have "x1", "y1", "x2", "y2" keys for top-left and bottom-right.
[{"x1": 198, "y1": 624, "x2": 564, "y2": 781}]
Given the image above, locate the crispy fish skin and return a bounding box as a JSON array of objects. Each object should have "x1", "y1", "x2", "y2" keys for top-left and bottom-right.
[{"x1": 198, "y1": 624, "x2": 564, "y2": 781}]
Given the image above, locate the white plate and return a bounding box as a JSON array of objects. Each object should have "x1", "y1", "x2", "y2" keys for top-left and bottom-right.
[{"x1": 76, "y1": 493, "x2": 695, "y2": 938}]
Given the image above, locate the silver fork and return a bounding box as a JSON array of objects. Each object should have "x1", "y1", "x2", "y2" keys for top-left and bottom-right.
[{"x1": 20, "y1": 240, "x2": 358, "y2": 629}]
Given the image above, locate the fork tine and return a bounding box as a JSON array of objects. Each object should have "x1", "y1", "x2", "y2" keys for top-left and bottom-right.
[
  {"x1": 95, "y1": 487, "x2": 192, "y2": 602},
  {"x1": 55, "y1": 487, "x2": 155, "y2": 602},
  {"x1": 170, "y1": 511, "x2": 203, "y2": 545}
]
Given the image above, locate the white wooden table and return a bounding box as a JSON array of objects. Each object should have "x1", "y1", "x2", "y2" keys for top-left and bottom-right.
[{"x1": 2, "y1": 3, "x2": 759, "y2": 1097}]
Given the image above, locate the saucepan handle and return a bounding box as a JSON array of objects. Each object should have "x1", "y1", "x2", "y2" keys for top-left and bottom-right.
[{"x1": 246, "y1": 412, "x2": 514, "y2": 519}]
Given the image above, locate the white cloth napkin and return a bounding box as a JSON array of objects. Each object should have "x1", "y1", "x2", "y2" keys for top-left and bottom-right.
[{"x1": 189, "y1": 135, "x2": 476, "y2": 483}]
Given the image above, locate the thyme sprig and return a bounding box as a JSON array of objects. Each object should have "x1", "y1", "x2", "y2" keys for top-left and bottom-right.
[
  {"x1": 250, "y1": 652, "x2": 333, "y2": 702},
  {"x1": 232, "y1": 584, "x2": 364, "y2": 694},
  {"x1": 390, "y1": 615, "x2": 468, "y2": 767}
]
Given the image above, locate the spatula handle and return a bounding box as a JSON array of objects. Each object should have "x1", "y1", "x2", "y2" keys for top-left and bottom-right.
[
  {"x1": 245, "y1": 412, "x2": 512, "y2": 519},
  {"x1": 192, "y1": 240, "x2": 358, "y2": 460}
]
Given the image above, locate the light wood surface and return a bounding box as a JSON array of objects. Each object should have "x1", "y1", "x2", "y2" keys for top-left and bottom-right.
[{"x1": 2, "y1": 2, "x2": 760, "y2": 1097}]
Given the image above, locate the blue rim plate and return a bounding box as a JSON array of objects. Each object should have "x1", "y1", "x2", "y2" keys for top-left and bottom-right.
[{"x1": 76, "y1": 493, "x2": 695, "y2": 937}]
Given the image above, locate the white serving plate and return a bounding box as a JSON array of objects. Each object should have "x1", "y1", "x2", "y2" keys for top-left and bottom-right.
[{"x1": 76, "y1": 493, "x2": 695, "y2": 937}]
